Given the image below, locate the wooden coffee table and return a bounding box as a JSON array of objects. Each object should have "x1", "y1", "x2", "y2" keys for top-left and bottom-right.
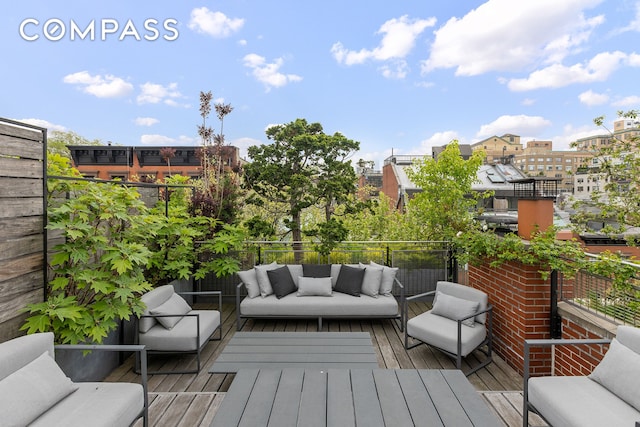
[{"x1": 209, "y1": 331, "x2": 378, "y2": 373}]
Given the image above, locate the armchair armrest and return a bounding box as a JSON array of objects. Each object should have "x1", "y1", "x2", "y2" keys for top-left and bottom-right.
[
  {"x1": 178, "y1": 290, "x2": 222, "y2": 310},
  {"x1": 54, "y1": 343, "x2": 148, "y2": 426},
  {"x1": 406, "y1": 290, "x2": 436, "y2": 302}
]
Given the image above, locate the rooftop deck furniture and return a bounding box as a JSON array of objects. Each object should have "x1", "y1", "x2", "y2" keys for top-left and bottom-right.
[
  {"x1": 209, "y1": 331, "x2": 378, "y2": 373},
  {"x1": 0, "y1": 332, "x2": 148, "y2": 427},
  {"x1": 404, "y1": 281, "x2": 493, "y2": 376},
  {"x1": 523, "y1": 325, "x2": 640, "y2": 427},
  {"x1": 236, "y1": 263, "x2": 405, "y2": 331},
  {"x1": 210, "y1": 368, "x2": 503, "y2": 427},
  {"x1": 136, "y1": 284, "x2": 222, "y2": 374}
]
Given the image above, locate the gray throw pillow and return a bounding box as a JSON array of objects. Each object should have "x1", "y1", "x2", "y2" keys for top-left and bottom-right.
[
  {"x1": 589, "y1": 338, "x2": 640, "y2": 412},
  {"x1": 297, "y1": 277, "x2": 333, "y2": 296},
  {"x1": 238, "y1": 268, "x2": 260, "y2": 299},
  {"x1": 431, "y1": 291, "x2": 479, "y2": 327},
  {"x1": 334, "y1": 264, "x2": 365, "y2": 296},
  {"x1": 0, "y1": 351, "x2": 78, "y2": 426},
  {"x1": 267, "y1": 266, "x2": 297, "y2": 299},
  {"x1": 369, "y1": 261, "x2": 398, "y2": 296},
  {"x1": 359, "y1": 262, "x2": 383, "y2": 298},
  {"x1": 255, "y1": 262, "x2": 280, "y2": 298},
  {"x1": 150, "y1": 293, "x2": 192, "y2": 329}
]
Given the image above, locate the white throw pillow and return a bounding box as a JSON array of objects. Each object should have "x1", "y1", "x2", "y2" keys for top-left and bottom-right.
[
  {"x1": 431, "y1": 291, "x2": 479, "y2": 327},
  {"x1": 369, "y1": 261, "x2": 398, "y2": 296},
  {"x1": 0, "y1": 351, "x2": 78, "y2": 426},
  {"x1": 589, "y1": 338, "x2": 640, "y2": 412},
  {"x1": 254, "y1": 262, "x2": 280, "y2": 298},
  {"x1": 238, "y1": 268, "x2": 261, "y2": 299},
  {"x1": 359, "y1": 262, "x2": 383, "y2": 298},
  {"x1": 150, "y1": 293, "x2": 192, "y2": 329},
  {"x1": 297, "y1": 276, "x2": 333, "y2": 297}
]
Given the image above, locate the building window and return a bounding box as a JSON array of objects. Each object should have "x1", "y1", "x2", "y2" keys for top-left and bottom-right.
[
  {"x1": 577, "y1": 186, "x2": 584, "y2": 192},
  {"x1": 528, "y1": 165, "x2": 535, "y2": 171}
]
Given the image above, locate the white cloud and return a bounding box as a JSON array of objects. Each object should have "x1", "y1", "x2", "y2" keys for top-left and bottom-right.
[
  {"x1": 140, "y1": 134, "x2": 195, "y2": 145},
  {"x1": 188, "y1": 7, "x2": 244, "y2": 38},
  {"x1": 552, "y1": 123, "x2": 602, "y2": 150},
  {"x1": 415, "y1": 131, "x2": 461, "y2": 154},
  {"x1": 137, "y1": 82, "x2": 184, "y2": 105},
  {"x1": 230, "y1": 136, "x2": 262, "y2": 160},
  {"x1": 17, "y1": 118, "x2": 67, "y2": 132},
  {"x1": 612, "y1": 1, "x2": 640, "y2": 34},
  {"x1": 578, "y1": 89, "x2": 609, "y2": 106},
  {"x1": 243, "y1": 53, "x2": 302, "y2": 91},
  {"x1": 612, "y1": 95, "x2": 640, "y2": 107},
  {"x1": 522, "y1": 98, "x2": 536, "y2": 106},
  {"x1": 332, "y1": 15, "x2": 435, "y2": 76},
  {"x1": 476, "y1": 115, "x2": 552, "y2": 138},
  {"x1": 421, "y1": 0, "x2": 604, "y2": 76},
  {"x1": 63, "y1": 71, "x2": 133, "y2": 98},
  {"x1": 134, "y1": 117, "x2": 159, "y2": 126},
  {"x1": 507, "y1": 51, "x2": 628, "y2": 91}
]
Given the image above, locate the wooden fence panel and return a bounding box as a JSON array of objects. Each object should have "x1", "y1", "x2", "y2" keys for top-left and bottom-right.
[{"x1": 0, "y1": 120, "x2": 46, "y2": 342}]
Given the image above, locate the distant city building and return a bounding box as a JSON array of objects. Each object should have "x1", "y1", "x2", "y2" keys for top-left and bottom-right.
[
  {"x1": 470, "y1": 134, "x2": 523, "y2": 164},
  {"x1": 68, "y1": 145, "x2": 241, "y2": 182}
]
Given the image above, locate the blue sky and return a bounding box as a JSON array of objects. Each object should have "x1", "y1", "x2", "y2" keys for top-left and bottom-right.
[{"x1": 2, "y1": 0, "x2": 639, "y2": 169}]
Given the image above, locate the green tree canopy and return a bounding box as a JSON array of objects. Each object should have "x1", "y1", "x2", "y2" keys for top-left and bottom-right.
[
  {"x1": 406, "y1": 141, "x2": 490, "y2": 240},
  {"x1": 244, "y1": 118, "x2": 360, "y2": 255}
]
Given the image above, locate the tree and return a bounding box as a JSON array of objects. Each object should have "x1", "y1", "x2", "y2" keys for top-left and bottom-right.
[
  {"x1": 244, "y1": 118, "x2": 360, "y2": 257},
  {"x1": 405, "y1": 141, "x2": 491, "y2": 241},
  {"x1": 48, "y1": 130, "x2": 103, "y2": 159}
]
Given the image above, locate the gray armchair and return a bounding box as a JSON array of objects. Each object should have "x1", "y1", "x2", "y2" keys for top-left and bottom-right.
[
  {"x1": 136, "y1": 284, "x2": 222, "y2": 374},
  {"x1": 404, "y1": 281, "x2": 493, "y2": 376}
]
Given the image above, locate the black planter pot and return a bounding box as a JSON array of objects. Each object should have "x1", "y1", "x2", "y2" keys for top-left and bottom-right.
[{"x1": 55, "y1": 327, "x2": 120, "y2": 382}]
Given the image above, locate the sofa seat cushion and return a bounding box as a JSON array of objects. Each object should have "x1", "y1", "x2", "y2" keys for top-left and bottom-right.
[
  {"x1": 528, "y1": 376, "x2": 640, "y2": 427},
  {"x1": 139, "y1": 309, "x2": 220, "y2": 351},
  {"x1": 30, "y1": 382, "x2": 144, "y2": 427},
  {"x1": 406, "y1": 311, "x2": 486, "y2": 356},
  {"x1": 240, "y1": 292, "x2": 398, "y2": 317}
]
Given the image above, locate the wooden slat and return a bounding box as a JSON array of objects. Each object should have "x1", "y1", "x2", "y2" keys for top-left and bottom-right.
[
  {"x1": 0, "y1": 157, "x2": 43, "y2": 179},
  {"x1": 268, "y1": 369, "x2": 304, "y2": 427},
  {"x1": 0, "y1": 178, "x2": 43, "y2": 198},
  {"x1": 238, "y1": 369, "x2": 280, "y2": 427},
  {"x1": 327, "y1": 370, "x2": 355, "y2": 427},
  {"x1": 441, "y1": 369, "x2": 505, "y2": 426},
  {"x1": 297, "y1": 369, "x2": 327, "y2": 427},
  {"x1": 373, "y1": 369, "x2": 414, "y2": 426},
  {"x1": 395, "y1": 369, "x2": 444, "y2": 427},
  {"x1": 419, "y1": 369, "x2": 474, "y2": 427},
  {"x1": 351, "y1": 369, "x2": 385, "y2": 427},
  {"x1": 0, "y1": 122, "x2": 44, "y2": 145},
  {"x1": 210, "y1": 369, "x2": 259, "y2": 427},
  {"x1": 0, "y1": 216, "x2": 43, "y2": 240}
]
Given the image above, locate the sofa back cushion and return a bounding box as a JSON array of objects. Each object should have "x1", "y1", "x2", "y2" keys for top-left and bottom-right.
[
  {"x1": 589, "y1": 337, "x2": 640, "y2": 412},
  {"x1": 435, "y1": 281, "x2": 488, "y2": 324},
  {"x1": 616, "y1": 325, "x2": 640, "y2": 355},
  {"x1": 302, "y1": 264, "x2": 331, "y2": 278},
  {"x1": 140, "y1": 285, "x2": 175, "y2": 332}
]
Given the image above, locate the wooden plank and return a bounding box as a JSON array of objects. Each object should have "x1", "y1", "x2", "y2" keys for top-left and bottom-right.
[
  {"x1": 482, "y1": 392, "x2": 520, "y2": 427},
  {"x1": 199, "y1": 393, "x2": 226, "y2": 427},
  {"x1": 0, "y1": 216, "x2": 43, "y2": 240},
  {"x1": 0, "y1": 254, "x2": 43, "y2": 283},
  {"x1": 0, "y1": 288, "x2": 42, "y2": 324},
  {"x1": 350, "y1": 369, "x2": 384, "y2": 427},
  {"x1": 297, "y1": 369, "x2": 327, "y2": 427},
  {"x1": 419, "y1": 370, "x2": 474, "y2": 427},
  {"x1": 0, "y1": 235, "x2": 44, "y2": 260},
  {"x1": 372, "y1": 369, "x2": 414, "y2": 426},
  {"x1": 395, "y1": 369, "x2": 444, "y2": 427},
  {"x1": 441, "y1": 369, "x2": 505, "y2": 427},
  {"x1": 210, "y1": 369, "x2": 259, "y2": 427},
  {"x1": 216, "y1": 353, "x2": 378, "y2": 364},
  {"x1": 267, "y1": 369, "x2": 304, "y2": 427},
  {"x1": 238, "y1": 369, "x2": 280, "y2": 427},
  {"x1": 221, "y1": 345, "x2": 375, "y2": 354},
  {"x1": 0, "y1": 178, "x2": 44, "y2": 198},
  {"x1": 326, "y1": 370, "x2": 355, "y2": 427},
  {"x1": 0, "y1": 122, "x2": 45, "y2": 144},
  {"x1": 177, "y1": 393, "x2": 214, "y2": 427},
  {"x1": 0, "y1": 157, "x2": 43, "y2": 179},
  {"x1": 0, "y1": 198, "x2": 43, "y2": 219}
]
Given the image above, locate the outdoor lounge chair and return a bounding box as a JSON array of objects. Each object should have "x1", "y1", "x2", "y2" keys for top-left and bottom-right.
[
  {"x1": 404, "y1": 280, "x2": 493, "y2": 376},
  {"x1": 136, "y1": 284, "x2": 222, "y2": 374}
]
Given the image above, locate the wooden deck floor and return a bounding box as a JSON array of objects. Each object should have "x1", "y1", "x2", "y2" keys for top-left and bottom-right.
[{"x1": 107, "y1": 301, "x2": 547, "y2": 426}]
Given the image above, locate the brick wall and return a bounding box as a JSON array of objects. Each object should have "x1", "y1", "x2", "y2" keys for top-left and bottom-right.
[{"x1": 468, "y1": 259, "x2": 614, "y2": 377}]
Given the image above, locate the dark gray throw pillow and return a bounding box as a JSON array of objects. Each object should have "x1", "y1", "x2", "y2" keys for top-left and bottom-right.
[
  {"x1": 334, "y1": 264, "x2": 365, "y2": 297},
  {"x1": 267, "y1": 266, "x2": 297, "y2": 299},
  {"x1": 302, "y1": 263, "x2": 332, "y2": 277}
]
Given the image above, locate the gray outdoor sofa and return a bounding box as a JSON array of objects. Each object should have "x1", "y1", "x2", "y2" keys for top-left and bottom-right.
[
  {"x1": 236, "y1": 262, "x2": 404, "y2": 331},
  {"x1": 523, "y1": 325, "x2": 640, "y2": 427},
  {"x1": 0, "y1": 332, "x2": 148, "y2": 427}
]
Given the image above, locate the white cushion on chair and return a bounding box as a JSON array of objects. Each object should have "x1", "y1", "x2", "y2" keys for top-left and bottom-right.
[
  {"x1": 150, "y1": 293, "x2": 192, "y2": 329},
  {"x1": 407, "y1": 311, "x2": 487, "y2": 357},
  {"x1": 431, "y1": 291, "x2": 479, "y2": 327}
]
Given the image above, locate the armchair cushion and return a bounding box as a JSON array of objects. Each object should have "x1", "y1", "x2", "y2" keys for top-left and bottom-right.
[
  {"x1": 139, "y1": 310, "x2": 220, "y2": 351},
  {"x1": 150, "y1": 293, "x2": 192, "y2": 329},
  {"x1": 297, "y1": 276, "x2": 333, "y2": 297},
  {"x1": 589, "y1": 338, "x2": 640, "y2": 412},
  {"x1": 268, "y1": 266, "x2": 297, "y2": 299},
  {"x1": 0, "y1": 351, "x2": 78, "y2": 426},
  {"x1": 431, "y1": 291, "x2": 479, "y2": 327},
  {"x1": 407, "y1": 312, "x2": 487, "y2": 356}
]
